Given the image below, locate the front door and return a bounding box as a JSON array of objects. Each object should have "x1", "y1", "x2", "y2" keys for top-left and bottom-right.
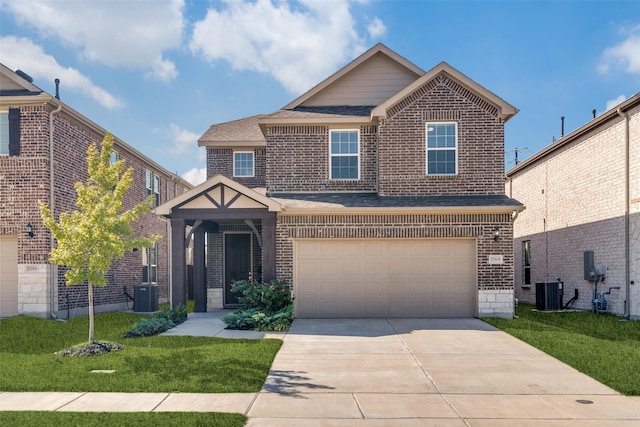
[{"x1": 224, "y1": 233, "x2": 252, "y2": 306}]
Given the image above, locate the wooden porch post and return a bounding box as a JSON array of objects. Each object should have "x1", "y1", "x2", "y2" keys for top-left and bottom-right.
[{"x1": 170, "y1": 218, "x2": 186, "y2": 308}]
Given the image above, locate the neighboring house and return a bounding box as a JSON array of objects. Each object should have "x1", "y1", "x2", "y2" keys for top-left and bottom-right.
[
  {"x1": 156, "y1": 43, "x2": 523, "y2": 318},
  {"x1": 0, "y1": 64, "x2": 192, "y2": 318},
  {"x1": 506, "y1": 94, "x2": 640, "y2": 318}
]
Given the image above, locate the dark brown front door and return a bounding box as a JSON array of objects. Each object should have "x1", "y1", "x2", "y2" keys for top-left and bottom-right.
[{"x1": 224, "y1": 233, "x2": 251, "y2": 306}]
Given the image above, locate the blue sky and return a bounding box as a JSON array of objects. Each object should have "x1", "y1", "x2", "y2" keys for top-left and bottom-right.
[{"x1": 1, "y1": 0, "x2": 638, "y2": 185}]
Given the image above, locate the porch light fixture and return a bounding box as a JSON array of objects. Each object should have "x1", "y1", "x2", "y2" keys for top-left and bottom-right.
[
  {"x1": 26, "y1": 223, "x2": 34, "y2": 238},
  {"x1": 493, "y1": 227, "x2": 500, "y2": 241}
]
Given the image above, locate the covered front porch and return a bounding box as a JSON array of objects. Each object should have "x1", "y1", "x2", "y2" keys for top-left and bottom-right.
[{"x1": 155, "y1": 175, "x2": 280, "y2": 312}]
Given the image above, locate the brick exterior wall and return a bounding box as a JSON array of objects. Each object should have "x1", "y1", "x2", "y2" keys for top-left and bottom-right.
[
  {"x1": 264, "y1": 125, "x2": 378, "y2": 193},
  {"x1": 0, "y1": 103, "x2": 189, "y2": 317},
  {"x1": 206, "y1": 147, "x2": 266, "y2": 188},
  {"x1": 508, "y1": 104, "x2": 639, "y2": 317},
  {"x1": 378, "y1": 75, "x2": 505, "y2": 196}
]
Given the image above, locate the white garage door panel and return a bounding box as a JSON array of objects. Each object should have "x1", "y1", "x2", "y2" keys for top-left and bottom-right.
[
  {"x1": 295, "y1": 239, "x2": 476, "y2": 318},
  {"x1": 0, "y1": 236, "x2": 19, "y2": 317}
]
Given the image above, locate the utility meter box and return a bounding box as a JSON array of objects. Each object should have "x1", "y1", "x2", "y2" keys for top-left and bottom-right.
[{"x1": 134, "y1": 285, "x2": 158, "y2": 312}]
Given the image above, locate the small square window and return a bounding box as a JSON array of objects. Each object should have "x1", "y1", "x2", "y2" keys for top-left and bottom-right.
[{"x1": 234, "y1": 151, "x2": 254, "y2": 177}]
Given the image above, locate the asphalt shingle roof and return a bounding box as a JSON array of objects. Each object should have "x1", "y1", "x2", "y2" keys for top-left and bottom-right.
[
  {"x1": 263, "y1": 192, "x2": 523, "y2": 210},
  {"x1": 198, "y1": 114, "x2": 266, "y2": 144}
]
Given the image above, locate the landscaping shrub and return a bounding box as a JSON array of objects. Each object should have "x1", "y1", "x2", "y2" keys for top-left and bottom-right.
[
  {"x1": 122, "y1": 304, "x2": 187, "y2": 338},
  {"x1": 155, "y1": 304, "x2": 187, "y2": 326},
  {"x1": 223, "y1": 280, "x2": 293, "y2": 331},
  {"x1": 231, "y1": 279, "x2": 292, "y2": 313}
]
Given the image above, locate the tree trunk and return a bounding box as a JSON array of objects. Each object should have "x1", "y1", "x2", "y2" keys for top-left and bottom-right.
[{"x1": 88, "y1": 281, "x2": 95, "y2": 343}]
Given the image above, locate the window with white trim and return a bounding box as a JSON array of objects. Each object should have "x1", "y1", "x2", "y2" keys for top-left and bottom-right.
[
  {"x1": 233, "y1": 151, "x2": 254, "y2": 177},
  {"x1": 142, "y1": 243, "x2": 157, "y2": 283},
  {"x1": 145, "y1": 169, "x2": 161, "y2": 206},
  {"x1": 153, "y1": 175, "x2": 160, "y2": 206},
  {"x1": 330, "y1": 129, "x2": 360, "y2": 180},
  {"x1": 0, "y1": 112, "x2": 8, "y2": 155},
  {"x1": 426, "y1": 122, "x2": 457, "y2": 175}
]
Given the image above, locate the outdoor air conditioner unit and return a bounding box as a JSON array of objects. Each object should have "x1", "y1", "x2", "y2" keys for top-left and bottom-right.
[
  {"x1": 134, "y1": 285, "x2": 158, "y2": 312},
  {"x1": 535, "y1": 282, "x2": 563, "y2": 311}
]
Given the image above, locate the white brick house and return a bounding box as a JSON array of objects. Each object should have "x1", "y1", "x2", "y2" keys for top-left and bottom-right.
[{"x1": 506, "y1": 93, "x2": 640, "y2": 318}]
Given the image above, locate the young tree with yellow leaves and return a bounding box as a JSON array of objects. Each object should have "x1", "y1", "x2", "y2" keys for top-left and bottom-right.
[{"x1": 40, "y1": 132, "x2": 159, "y2": 343}]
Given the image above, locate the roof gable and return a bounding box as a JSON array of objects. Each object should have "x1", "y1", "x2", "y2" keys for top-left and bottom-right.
[
  {"x1": 155, "y1": 174, "x2": 281, "y2": 216},
  {"x1": 283, "y1": 43, "x2": 423, "y2": 109},
  {"x1": 0, "y1": 63, "x2": 43, "y2": 95},
  {"x1": 372, "y1": 62, "x2": 518, "y2": 122},
  {"x1": 198, "y1": 115, "x2": 266, "y2": 148}
]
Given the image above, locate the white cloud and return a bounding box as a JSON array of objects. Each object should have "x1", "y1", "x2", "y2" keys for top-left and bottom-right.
[
  {"x1": 0, "y1": 36, "x2": 123, "y2": 109},
  {"x1": 605, "y1": 95, "x2": 627, "y2": 111},
  {"x1": 367, "y1": 17, "x2": 386, "y2": 38},
  {"x1": 167, "y1": 123, "x2": 200, "y2": 154},
  {"x1": 190, "y1": 0, "x2": 371, "y2": 94},
  {"x1": 182, "y1": 167, "x2": 207, "y2": 186},
  {"x1": 1, "y1": 0, "x2": 184, "y2": 81},
  {"x1": 599, "y1": 25, "x2": 640, "y2": 74}
]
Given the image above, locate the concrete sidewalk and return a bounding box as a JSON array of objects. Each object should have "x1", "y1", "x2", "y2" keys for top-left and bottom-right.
[{"x1": 2, "y1": 315, "x2": 640, "y2": 426}]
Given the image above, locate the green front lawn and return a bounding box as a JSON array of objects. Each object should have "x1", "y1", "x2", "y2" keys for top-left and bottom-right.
[
  {"x1": 0, "y1": 411, "x2": 245, "y2": 427},
  {"x1": 0, "y1": 313, "x2": 281, "y2": 393},
  {"x1": 483, "y1": 304, "x2": 640, "y2": 395}
]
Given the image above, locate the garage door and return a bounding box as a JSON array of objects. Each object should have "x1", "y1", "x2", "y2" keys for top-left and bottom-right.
[
  {"x1": 0, "y1": 236, "x2": 19, "y2": 317},
  {"x1": 295, "y1": 239, "x2": 476, "y2": 318}
]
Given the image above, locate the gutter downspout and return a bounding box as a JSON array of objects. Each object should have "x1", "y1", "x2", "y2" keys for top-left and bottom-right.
[
  {"x1": 617, "y1": 107, "x2": 630, "y2": 318},
  {"x1": 49, "y1": 101, "x2": 62, "y2": 319}
]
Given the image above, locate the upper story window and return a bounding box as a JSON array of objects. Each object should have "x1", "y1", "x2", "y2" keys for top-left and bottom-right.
[
  {"x1": 233, "y1": 151, "x2": 254, "y2": 177},
  {"x1": 426, "y1": 122, "x2": 457, "y2": 175},
  {"x1": 110, "y1": 151, "x2": 119, "y2": 164},
  {"x1": 0, "y1": 108, "x2": 20, "y2": 156},
  {"x1": 145, "y1": 169, "x2": 161, "y2": 206},
  {"x1": 153, "y1": 175, "x2": 160, "y2": 206},
  {"x1": 330, "y1": 129, "x2": 360, "y2": 180},
  {"x1": 0, "y1": 112, "x2": 8, "y2": 155}
]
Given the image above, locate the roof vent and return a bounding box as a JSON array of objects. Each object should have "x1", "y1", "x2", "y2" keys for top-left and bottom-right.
[{"x1": 15, "y1": 69, "x2": 34, "y2": 83}]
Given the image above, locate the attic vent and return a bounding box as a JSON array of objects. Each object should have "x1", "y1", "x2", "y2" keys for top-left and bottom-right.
[{"x1": 15, "y1": 69, "x2": 34, "y2": 83}]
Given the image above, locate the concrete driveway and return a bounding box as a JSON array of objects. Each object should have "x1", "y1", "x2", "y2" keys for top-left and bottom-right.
[{"x1": 246, "y1": 318, "x2": 640, "y2": 426}]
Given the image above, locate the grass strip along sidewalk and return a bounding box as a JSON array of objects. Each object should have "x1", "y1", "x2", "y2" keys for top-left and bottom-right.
[
  {"x1": 483, "y1": 304, "x2": 640, "y2": 396},
  {"x1": 0, "y1": 312, "x2": 281, "y2": 393},
  {"x1": 0, "y1": 411, "x2": 246, "y2": 427}
]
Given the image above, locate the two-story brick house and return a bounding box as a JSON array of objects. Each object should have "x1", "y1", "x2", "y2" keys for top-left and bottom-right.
[
  {"x1": 157, "y1": 44, "x2": 523, "y2": 318},
  {"x1": 0, "y1": 64, "x2": 192, "y2": 318},
  {"x1": 506, "y1": 93, "x2": 639, "y2": 318}
]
